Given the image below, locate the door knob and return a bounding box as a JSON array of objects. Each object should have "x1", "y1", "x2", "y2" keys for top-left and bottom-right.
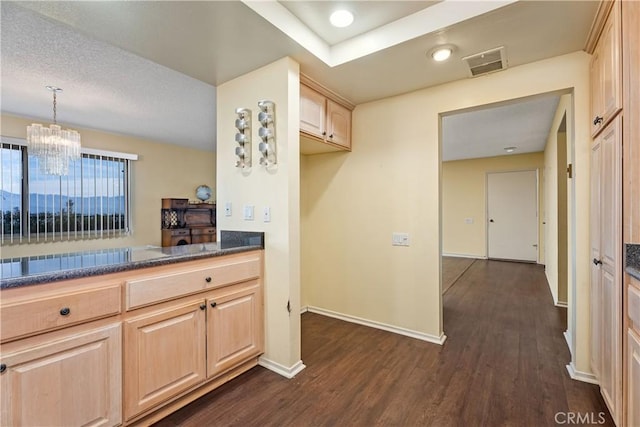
[{"x1": 593, "y1": 258, "x2": 602, "y2": 266}]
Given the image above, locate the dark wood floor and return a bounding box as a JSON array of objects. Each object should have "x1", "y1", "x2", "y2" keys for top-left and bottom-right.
[
  {"x1": 154, "y1": 260, "x2": 612, "y2": 427},
  {"x1": 442, "y1": 256, "x2": 476, "y2": 294}
]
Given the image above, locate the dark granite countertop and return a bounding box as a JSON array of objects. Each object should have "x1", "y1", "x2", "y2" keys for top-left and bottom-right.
[
  {"x1": 627, "y1": 244, "x2": 640, "y2": 281},
  {"x1": 1, "y1": 231, "x2": 264, "y2": 289}
]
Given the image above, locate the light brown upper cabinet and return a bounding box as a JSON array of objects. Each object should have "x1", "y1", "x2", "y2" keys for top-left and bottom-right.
[
  {"x1": 300, "y1": 74, "x2": 354, "y2": 155},
  {"x1": 590, "y1": 0, "x2": 621, "y2": 137}
]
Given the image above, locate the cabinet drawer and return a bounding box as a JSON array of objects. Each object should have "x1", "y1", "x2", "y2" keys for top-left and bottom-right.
[
  {"x1": 629, "y1": 280, "x2": 640, "y2": 334},
  {"x1": 126, "y1": 255, "x2": 261, "y2": 309},
  {"x1": 1, "y1": 284, "x2": 121, "y2": 342},
  {"x1": 190, "y1": 227, "x2": 216, "y2": 236}
]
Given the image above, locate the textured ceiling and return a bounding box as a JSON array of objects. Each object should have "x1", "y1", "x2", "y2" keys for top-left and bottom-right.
[
  {"x1": 1, "y1": 2, "x2": 217, "y2": 151},
  {"x1": 0, "y1": 1, "x2": 599, "y2": 158},
  {"x1": 442, "y1": 93, "x2": 562, "y2": 162}
]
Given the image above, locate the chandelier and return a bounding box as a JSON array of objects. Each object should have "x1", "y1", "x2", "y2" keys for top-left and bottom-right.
[{"x1": 27, "y1": 86, "x2": 81, "y2": 176}]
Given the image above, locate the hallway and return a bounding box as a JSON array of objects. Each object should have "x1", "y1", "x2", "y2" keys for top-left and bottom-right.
[{"x1": 155, "y1": 260, "x2": 611, "y2": 426}]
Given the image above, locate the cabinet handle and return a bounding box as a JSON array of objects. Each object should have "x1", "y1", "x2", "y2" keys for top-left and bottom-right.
[
  {"x1": 210, "y1": 301, "x2": 217, "y2": 308},
  {"x1": 205, "y1": 276, "x2": 212, "y2": 283},
  {"x1": 200, "y1": 304, "x2": 207, "y2": 310},
  {"x1": 593, "y1": 116, "x2": 603, "y2": 125},
  {"x1": 59, "y1": 307, "x2": 71, "y2": 316},
  {"x1": 0, "y1": 364, "x2": 6, "y2": 373},
  {"x1": 593, "y1": 258, "x2": 602, "y2": 266}
]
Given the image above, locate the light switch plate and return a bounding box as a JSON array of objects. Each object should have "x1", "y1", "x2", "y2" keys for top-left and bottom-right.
[
  {"x1": 392, "y1": 232, "x2": 410, "y2": 246},
  {"x1": 243, "y1": 205, "x2": 254, "y2": 221}
]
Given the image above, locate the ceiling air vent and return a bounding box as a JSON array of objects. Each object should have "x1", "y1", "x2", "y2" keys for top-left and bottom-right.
[{"x1": 462, "y1": 46, "x2": 507, "y2": 77}]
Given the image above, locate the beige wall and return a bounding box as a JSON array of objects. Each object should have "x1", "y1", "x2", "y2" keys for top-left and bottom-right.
[
  {"x1": 301, "y1": 51, "x2": 592, "y2": 372},
  {"x1": 216, "y1": 57, "x2": 302, "y2": 374},
  {"x1": 442, "y1": 152, "x2": 545, "y2": 260},
  {"x1": 1, "y1": 114, "x2": 215, "y2": 258},
  {"x1": 544, "y1": 94, "x2": 572, "y2": 307}
]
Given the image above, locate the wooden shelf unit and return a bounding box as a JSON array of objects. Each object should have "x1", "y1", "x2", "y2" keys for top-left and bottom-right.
[{"x1": 161, "y1": 198, "x2": 216, "y2": 247}]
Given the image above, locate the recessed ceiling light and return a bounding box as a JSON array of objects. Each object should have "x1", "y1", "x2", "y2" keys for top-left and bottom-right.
[
  {"x1": 432, "y1": 48, "x2": 452, "y2": 62},
  {"x1": 428, "y1": 45, "x2": 455, "y2": 62},
  {"x1": 330, "y1": 10, "x2": 354, "y2": 28},
  {"x1": 504, "y1": 146, "x2": 517, "y2": 153}
]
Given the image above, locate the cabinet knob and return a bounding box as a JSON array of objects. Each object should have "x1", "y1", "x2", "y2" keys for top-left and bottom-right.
[
  {"x1": 593, "y1": 116, "x2": 603, "y2": 125},
  {"x1": 593, "y1": 258, "x2": 602, "y2": 266},
  {"x1": 210, "y1": 301, "x2": 217, "y2": 308},
  {"x1": 205, "y1": 276, "x2": 212, "y2": 283},
  {"x1": 200, "y1": 304, "x2": 207, "y2": 310},
  {"x1": 0, "y1": 364, "x2": 6, "y2": 373},
  {"x1": 59, "y1": 307, "x2": 71, "y2": 316},
  {"x1": 329, "y1": 134, "x2": 334, "y2": 138}
]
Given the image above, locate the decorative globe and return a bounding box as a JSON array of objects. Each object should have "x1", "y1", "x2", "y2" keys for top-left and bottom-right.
[{"x1": 195, "y1": 185, "x2": 212, "y2": 202}]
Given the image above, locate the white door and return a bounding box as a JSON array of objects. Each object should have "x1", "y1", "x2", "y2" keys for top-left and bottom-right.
[{"x1": 487, "y1": 170, "x2": 538, "y2": 262}]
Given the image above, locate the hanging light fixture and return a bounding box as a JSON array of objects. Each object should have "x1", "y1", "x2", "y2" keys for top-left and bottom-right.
[{"x1": 27, "y1": 86, "x2": 81, "y2": 176}]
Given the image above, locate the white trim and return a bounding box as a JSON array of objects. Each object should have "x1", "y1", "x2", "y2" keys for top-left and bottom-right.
[
  {"x1": 300, "y1": 305, "x2": 309, "y2": 314},
  {"x1": 563, "y1": 330, "x2": 573, "y2": 356},
  {"x1": 241, "y1": 0, "x2": 516, "y2": 67},
  {"x1": 442, "y1": 252, "x2": 485, "y2": 259},
  {"x1": 258, "y1": 358, "x2": 306, "y2": 379},
  {"x1": 1, "y1": 135, "x2": 138, "y2": 160},
  {"x1": 566, "y1": 362, "x2": 598, "y2": 385},
  {"x1": 555, "y1": 301, "x2": 568, "y2": 308},
  {"x1": 307, "y1": 306, "x2": 447, "y2": 345}
]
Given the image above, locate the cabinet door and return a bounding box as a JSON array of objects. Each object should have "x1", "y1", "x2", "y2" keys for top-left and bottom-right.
[
  {"x1": 599, "y1": 1, "x2": 621, "y2": 127},
  {"x1": 300, "y1": 84, "x2": 326, "y2": 139},
  {"x1": 629, "y1": 329, "x2": 640, "y2": 427},
  {"x1": 597, "y1": 117, "x2": 622, "y2": 425},
  {"x1": 591, "y1": 1, "x2": 621, "y2": 136},
  {"x1": 124, "y1": 301, "x2": 206, "y2": 419},
  {"x1": 326, "y1": 99, "x2": 352, "y2": 150},
  {"x1": 590, "y1": 47, "x2": 603, "y2": 136},
  {"x1": 207, "y1": 280, "x2": 263, "y2": 378},
  {"x1": 0, "y1": 323, "x2": 122, "y2": 427},
  {"x1": 590, "y1": 136, "x2": 601, "y2": 377}
]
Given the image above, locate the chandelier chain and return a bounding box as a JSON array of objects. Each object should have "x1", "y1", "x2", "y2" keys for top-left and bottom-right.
[{"x1": 52, "y1": 90, "x2": 57, "y2": 124}]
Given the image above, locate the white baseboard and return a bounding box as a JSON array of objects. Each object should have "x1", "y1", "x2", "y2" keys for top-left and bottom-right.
[
  {"x1": 566, "y1": 362, "x2": 598, "y2": 385},
  {"x1": 441, "y1": 252, "x2": 485, "y2": 259},
  {"x1": 258, "y1": 357, "x2": 306, "y2": 379},
  {"x1": 563, "y1": 330, "x2": 573, "y2": 357},
  {"x1": 300, "y1": 305, "x2": 309, "y2": 314},
  {"x1": 555, "y1": 301, "x2": 568, "y2": 308},
  {"x1": 306, "y1": 306, "x2": 447, "y2": 345}
]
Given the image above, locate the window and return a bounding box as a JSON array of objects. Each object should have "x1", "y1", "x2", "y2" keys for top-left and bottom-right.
[{"x1": 1, "y1": 138, "x2": 136, "y2": 244}]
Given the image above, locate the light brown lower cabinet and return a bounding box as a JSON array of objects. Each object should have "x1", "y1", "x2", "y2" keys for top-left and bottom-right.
[
  {"x1": 124, "y1": 300, "x2": 207, "y2": 419},
  {"x1": 628, "y1": 328, "x2": 640, "y2": 427},
  {"x1": 124, "y1": 279, "x2": 264, "y2": 421},
  {"x1": 0, "y1": 250, "x2": 264, "y2": 426},
  {"x1": 0, "y1": 322, "x2": 122, "y2": 427},
  {"x1": 207, "y1": 280, "x2": 263, "y2": 377}
]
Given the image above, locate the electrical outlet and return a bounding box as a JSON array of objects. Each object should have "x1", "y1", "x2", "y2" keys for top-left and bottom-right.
[
  {"x1": 263, "y1": 206, "x2": 271, "y2": 222},
  {"x1": 224, "y1": 202, "x2": 232, "y2": 217}
]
